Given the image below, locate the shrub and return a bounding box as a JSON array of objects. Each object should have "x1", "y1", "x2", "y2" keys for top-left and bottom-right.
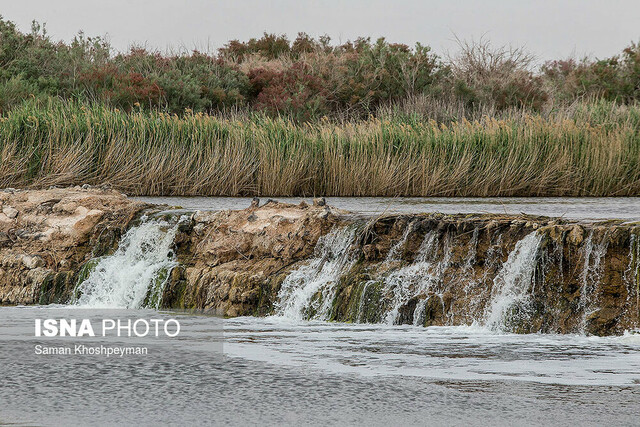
[
  {"x1": 448, "y1": 38, "x2": 548, "y2": 110},
  {"x1": 249, "y1": 63, "x2": 329, "y2": 120},
  {"x1": 1, "y1": 14, "x2": 640, "y2": 120},
  {"x1": 219, "y1": 33, "x2": 291, "y2": 61},
  {"x1": 168, "y1": 53, "x2": 249, "y2": 111},
  {"x1": 79, "y1": 65, "x2": 163, "y2": 110},
  {"x1": 304, "y1": 37, "x2": 441, "y2": 117},
  {"x1": 111, "y1": 48, "x2": 250, "y2": 113},
  {"x1": 0, "y1": 19, "x2": 111, "y2": 99},
  {"x1": 542, "y1": 41, "x2": 640, "y2": 104}
]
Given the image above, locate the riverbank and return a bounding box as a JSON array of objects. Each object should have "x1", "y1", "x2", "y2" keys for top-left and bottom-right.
[
  {"x1": 1, "y1": 187, "x2": 639, "y2": 335},
  {"x1": 2, "y1": 100, "x2": 640, "y2": 197}
]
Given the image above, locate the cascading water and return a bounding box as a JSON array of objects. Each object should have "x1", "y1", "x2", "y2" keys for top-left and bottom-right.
[
  {"x1": 273, "y1": 226, "x2": 548, "y2": 331},
  {"x1": 275, "y1": 227, "x2": 357, "y2": 321},
  {"x1": 459, "y1": 227, "x2": 481, "y2": 321},
  {"x1": 381, "y1": 231, "x2": 450, "y2": 325},
  {"x1": 460, "y1": 227, "x2": 479, "y2": 286},
  {"x1": 384, "y1": 221, "x2": 415, "y2": 263},
  {"x1": 267, "y1": 216, "x2": 633, "y2": 334},
  {"x1": 578, "y1": 230, "x2": 609, "y2": 330},
  {"x1": 73, "y1": 216, "x2": 180, "y2": 309},
  {"x1": 483, "y1": 232, "x2": 542, "y2": 331},
  {"x1": 624, "y1": 232, "x2": 640, "y2": 318}
]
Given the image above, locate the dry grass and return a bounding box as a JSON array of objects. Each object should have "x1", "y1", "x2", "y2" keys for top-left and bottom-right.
[{"x1": 1, "y1": 99, "x2": 639, "y2": 196}]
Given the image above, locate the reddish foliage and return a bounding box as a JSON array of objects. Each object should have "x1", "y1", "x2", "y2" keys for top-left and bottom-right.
[
  {"x1": 79, "y1": 64, "x2": 163, "y2": 109},
  {"x1": 248, "y1": 63, "x2": 329, "y2": 120}
]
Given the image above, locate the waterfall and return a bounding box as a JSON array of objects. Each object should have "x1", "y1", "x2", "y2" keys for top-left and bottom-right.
[
  {"x1": 73, "y1": 216, "x2": 180, "y2": 309},
  {"x1": 265, "y1": 218, "x2": 627, "y2": 334},
  {"x1": 624, "y1": 232, "x2": 640, "y2": 317},
  {"x1": 484, "y1": 232, "x2": 542, "y2": 330},
  {"x1": 384, "y1": 221, "x2": 415, "y2": 263},
  {"x1": 381, "y1": 231, "x2": 449, "y2": 325},
  {"x1": 275, "y1": 227, "x2": 357, "y2": 321},
  {"x1": 274, "y1": 226, "x2": 546, "y2": 331},
  {"x1": 355, "y1": 280, "x2": 376, "y2": 323},
  {"x1": 461, "y1": 227, "x2": 479, "y2": 282},
  {"x1": 578, "y1": 231, "x2": 609, "y2": 330}
]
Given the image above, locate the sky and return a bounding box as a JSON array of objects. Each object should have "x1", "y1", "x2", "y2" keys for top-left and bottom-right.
[{"x1": 1, "y1": 0, "x2": 639, "y2": 61}]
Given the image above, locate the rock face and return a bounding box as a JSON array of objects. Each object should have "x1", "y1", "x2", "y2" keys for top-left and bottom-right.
[
  {"x1": 162, "y1": 210, "x2": 640, "y2": 335},
  {"x1": 321, "y1": 215, "x2": 640, "y2": 336},
  {"x1": 0, "y1": 187, "x2": 150, "y2": 304},
  {"x1": 164, "y1": 201, "x2": 347, "y2": 317},
  {"x1": 1, "y1": 188, "x2": 639, "y2": 336}
]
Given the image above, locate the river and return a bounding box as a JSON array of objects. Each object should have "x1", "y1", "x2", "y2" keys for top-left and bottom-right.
[
  {"x1": 135, "y1": 196, "x2": 640, "y2": 221},
  {"x1": 1, "y1": 197, "x2": 640, "y2": 426},
  {"x1": 0, "y1": 307, "x2": 639, "y2": 426}
]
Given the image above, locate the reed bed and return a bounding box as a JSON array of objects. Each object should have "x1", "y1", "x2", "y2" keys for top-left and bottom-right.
[{"x1": 1, "y1": 100, "x2": 639, "y2": 197}]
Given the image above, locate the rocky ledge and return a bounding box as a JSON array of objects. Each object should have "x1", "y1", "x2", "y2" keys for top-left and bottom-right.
[
  {"x1": 0, "y1": 187, "x2": 150, "y2": 304},
  {"x1": 1, "y1": 188, "x2": 639, "y2": 336}
]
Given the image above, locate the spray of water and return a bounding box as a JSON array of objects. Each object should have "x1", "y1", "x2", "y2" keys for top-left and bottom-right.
[
  {"x1": 275, "y1": 227, "x2": 357, "y2": 321},
  {"x1": 578, "y1": 231, "x2": 609, "y2": 331},
  {"x1": 73, "y1": 217, "x2": 180, "y2": 309},
  {"x1": 381, "y1": 231, "x2": 449, "y2": 325},
  {"x1": 484, "y1": 232, "x2": 542, "y2": 331},
  {"x1": 275, "y1": 227, "x2": 547, "y2": 331},
  {"x1": 624, "y1": 232, "x2": 640, "y2": 319}
]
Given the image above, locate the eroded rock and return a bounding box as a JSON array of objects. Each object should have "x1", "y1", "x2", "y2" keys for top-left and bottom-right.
[
  {"x1": 0, "y1": 187, "x2": 150, "y2": 304},
  {"x1": 2, "y1": 206, "x2": 18, "y2": 219},
  {"x1": 568, "y1": 224, "x2": 585, "y2": 245},
  {"x1": 0, "y1": 188, "x2": 638, "y2": 336}
]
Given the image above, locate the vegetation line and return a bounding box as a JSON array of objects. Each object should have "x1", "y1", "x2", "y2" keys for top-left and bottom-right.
[{"x1": 2, "y1": 100, "x2": 639, "y2": 197}]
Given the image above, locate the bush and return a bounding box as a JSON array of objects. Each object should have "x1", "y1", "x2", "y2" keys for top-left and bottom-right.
[
  {"x1": 219, "y1": 33, "x2": 292, "y2": 61},
  {"x1": 78, "y1": 64, "x2": 163, "y2": 110},
  {"x1": 0, "y1": 18, "x2": 111, "y2": 99},
  {"x1": 166, "y1": 53, "x2": 249, "y2": 111},
  {"x1": 303, "y1": 37, "x2": 441, "y2": 116},
  {"x1": 448, "y1": 38, "x2": 548, "y2": 110},
  {"x1": 543, "y1": 41, "x2": 640, "y2": 103},
  {"x1": 249, "y1": 63, "x2": 329, "y2": 120},
  {"x1": 111, "y1": 48, "x2": 249, "y2": 113},
  {"x1": 1, "y1": 14, "x2": 639, "y2": 121}
]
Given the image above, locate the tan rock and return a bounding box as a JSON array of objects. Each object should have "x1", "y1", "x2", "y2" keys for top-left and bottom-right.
[
  {"x1": 0, "y1": 187, "x2": 637, "y2": 336},
  {"x1": 21, "y1": 255, "x2": 44, "y2": 270},
  {"x1": 0, "y1": 213, "x2": 12, "y2": 224},
  {"x1": 2, "y1": 206, "x2": 18, "y2": 219},
  {"x1": 568, "y1": 225, "x2": 585, "y2": 246},
  {"x1": 72, "y1": 208, "x2": 104, "y2": 242},
  {"x1": 0, "y1": 187, "x2": 150, "y2": 305},
  {"x1": 53, "y1": 201, "x2": 78, "y2": 214}
]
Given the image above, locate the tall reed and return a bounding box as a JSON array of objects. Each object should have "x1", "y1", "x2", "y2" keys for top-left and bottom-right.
[{"x1": 1, "y1": 100, "x2": 639, "y2": 197}]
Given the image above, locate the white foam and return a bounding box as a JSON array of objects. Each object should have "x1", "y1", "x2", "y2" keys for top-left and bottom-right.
[
  {"x1": 73, "y1": 217, "x2": 179, "y2": 309},
  {"x1": 275, "y1": 227, "x2": 357, "y2": 321},
  {"x1": 484, "y1": 232, "x2": 542, "y2": 330}
]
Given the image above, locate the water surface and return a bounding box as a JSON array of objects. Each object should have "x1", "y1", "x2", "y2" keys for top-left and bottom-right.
[
  {"x1": 4, "y1": 197, "x2": 640, "y2": 425},
  {"x1": 1, "y1": 307, "x2": 639, "y2": 426},
  {"x1": 135, "y1": 196, "x2": 640, "y2": 221}
]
